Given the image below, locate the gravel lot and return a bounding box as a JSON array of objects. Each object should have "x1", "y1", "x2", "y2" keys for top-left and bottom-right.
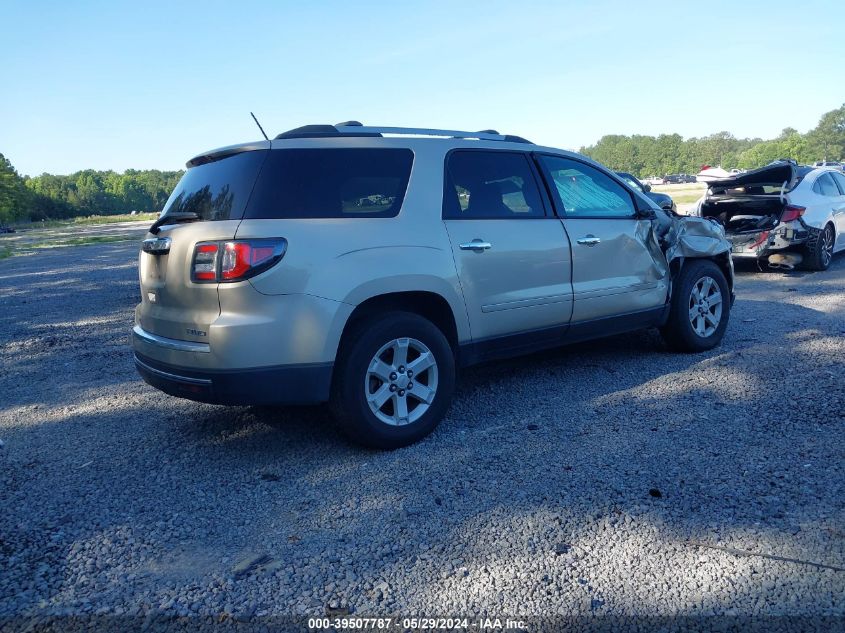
[{"x1": 0, "y1": 230, "x2": 843, "y2": 628}]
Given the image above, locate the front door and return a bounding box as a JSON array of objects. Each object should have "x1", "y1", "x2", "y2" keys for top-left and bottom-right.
[
  {"x1": 536, "y1": 154, "x2": 669, "y2": 323},
  {"x1": 442, "y1": 150, "x2": 573, "y2": 342}
]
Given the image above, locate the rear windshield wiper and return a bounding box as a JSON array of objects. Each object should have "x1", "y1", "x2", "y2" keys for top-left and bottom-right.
[{"x1": 149, "y1": 211, "x2": 200, "y2": 235}]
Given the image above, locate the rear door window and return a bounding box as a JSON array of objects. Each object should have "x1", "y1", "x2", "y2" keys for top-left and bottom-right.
[
  {"x1": 830, "y1": 171, "x2": 845, "y2": 195},
  {"x1": 815, "y1": 172, "x2": 841, "y2": 197},
  {"x1": 244, "y1": 148, "x2": 414, "y2": 219},
  {"x1": 161, "y1": 150, "x2": 267, "y2": 221},
  {"x1": 443, "y1": 151, "x2": 546, "y2": 219}
]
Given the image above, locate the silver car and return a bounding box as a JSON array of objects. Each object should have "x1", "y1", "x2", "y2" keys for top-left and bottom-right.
[
  {"x1": 133, "y1": 123, "x2": 734, "y2": 448},
  {"x1": 695, "y1": 161, "x2": 845, "y2": 270}
]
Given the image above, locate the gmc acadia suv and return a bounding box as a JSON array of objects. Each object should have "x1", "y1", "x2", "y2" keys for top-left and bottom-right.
[{"x1": 133, "y1": 122, "x2": 735, "y2": 448}]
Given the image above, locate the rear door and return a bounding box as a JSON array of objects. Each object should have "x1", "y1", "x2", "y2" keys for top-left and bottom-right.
[
  {"x1": 536, "y1": 155, "x2": 668, "y2": 323},
  {"x1": 137, "y1": 150, "x2": 267, "y2": 342},
  {"x1": 829, "y1": 171, "x2": 845, "y2": 247},
  {"x1": 442, "y1": 150, "x2": 573, "y2": 342}
]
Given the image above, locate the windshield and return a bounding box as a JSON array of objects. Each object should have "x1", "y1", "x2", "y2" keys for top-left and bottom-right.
[
  {"x1": 617, "y1": 173, "x2": 643, "y2": 192},
  {"x1": 161, "y1": 150, "x2": 267, "y2": 221}
]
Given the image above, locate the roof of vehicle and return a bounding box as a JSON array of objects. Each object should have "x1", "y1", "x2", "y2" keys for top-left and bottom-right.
[
  {"x1": 185, "y1": 122, "x2": 590, "y2": 169},
  {"x1": 273, "y1": 121, "x2": 534, "y2": 144}
]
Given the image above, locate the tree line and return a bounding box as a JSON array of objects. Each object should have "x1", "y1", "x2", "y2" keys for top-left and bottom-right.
[
  {"x1": 579, "y1": 104, "x2": 845, "y2": 178},
  {"x1": 0, "y1": 160, "x2": 183, "y2": 224},
  {"x1": 1, "y1": 104, "x2": 844, "y2": 225}
]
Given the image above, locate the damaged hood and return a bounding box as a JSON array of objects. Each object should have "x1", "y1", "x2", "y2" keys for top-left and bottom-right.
[{"x1": 652, "y1": 210, "x2": 732, "y2": 262}]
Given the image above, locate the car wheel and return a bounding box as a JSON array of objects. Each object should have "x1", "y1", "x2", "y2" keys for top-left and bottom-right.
[
  {"x1": 803, "y1": 223, "x2": 835, "y2": 271},
  {"x1": 661, "y1": 259, "x2": 730, "y2": 352},
  {"x1": 330, "y1": 311, "x2": 456, "y2": 449}
]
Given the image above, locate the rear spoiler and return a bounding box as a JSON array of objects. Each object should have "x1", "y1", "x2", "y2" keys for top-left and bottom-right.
[{"x1": 186, "y1": 140, "x2": 271, "y2": 168}]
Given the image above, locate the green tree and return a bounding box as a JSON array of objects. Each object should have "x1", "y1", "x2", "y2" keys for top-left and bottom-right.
[
  {"x1": 807, "y1": 104, "x2": 845, "y2": 160},
  {"x1": 0, "y1": 153, "x2": 29, "y2": 224}
]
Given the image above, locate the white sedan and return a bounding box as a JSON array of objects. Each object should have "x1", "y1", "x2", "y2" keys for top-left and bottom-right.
[{"x1": 694, "y1": 162, "x2": 845, "y2": 270}]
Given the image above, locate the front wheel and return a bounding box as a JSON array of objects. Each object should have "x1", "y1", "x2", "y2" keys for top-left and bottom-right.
[
  {"x1": 330, "y1": 312, "x2": 456, "y2": 449},
  {"x1": 661, "y1": 259, "x2": 730, "y2": 352}
]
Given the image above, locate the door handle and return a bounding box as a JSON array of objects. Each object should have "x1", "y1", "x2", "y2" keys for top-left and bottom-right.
[
  {"x1": 576, "y1": 235, "x2": 601, "y2": 246},
  {"x1": 459, "y1": 239, "x2": 493, "y2": 252}
]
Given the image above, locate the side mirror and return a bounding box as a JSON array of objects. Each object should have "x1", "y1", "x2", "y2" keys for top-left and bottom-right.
[
  {"x1": 637, "y1": 206, "x2": 657, "y2": 219},
  {"x1": 643, "y1": 183, "x2": 652, "y2": 192}
]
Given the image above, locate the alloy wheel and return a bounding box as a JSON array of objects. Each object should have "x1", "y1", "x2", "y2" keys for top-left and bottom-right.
[
  {"x1": 688, "y1": 275, "x2": 723, "y2": 338},
  {"x1": 821, "y1": 225, "x2": 834, "y2": 268},
  {"x1": 365, "y1": 337, "x2": 439, "y2": 426}
]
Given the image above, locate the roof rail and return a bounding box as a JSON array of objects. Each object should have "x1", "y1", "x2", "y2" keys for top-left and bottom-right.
[{"x1": 275, "y1": 123, "x2": 532, "y2": 144}]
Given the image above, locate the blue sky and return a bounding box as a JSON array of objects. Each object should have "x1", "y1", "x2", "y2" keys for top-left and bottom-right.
[{"x1": 3, "y1": 0, "x2": 843, "y2": 176}]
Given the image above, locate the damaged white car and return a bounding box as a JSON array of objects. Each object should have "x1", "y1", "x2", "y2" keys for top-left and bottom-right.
[{"x1": 694, "y1": 161, "x2": 845, "y2": 270}]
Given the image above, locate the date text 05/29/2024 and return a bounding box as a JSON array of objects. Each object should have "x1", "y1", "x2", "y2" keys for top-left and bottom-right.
[{"x1": 308, "y1": 617, "x2": 527, "y2": 630}]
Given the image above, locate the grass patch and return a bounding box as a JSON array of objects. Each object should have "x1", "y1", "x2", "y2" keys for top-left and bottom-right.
[
  {"x1": 0, "y1": 245, "x2": 12, "y2": 260},
  {"x1": 12, "y1": 213, "x2": 157, "y2": 230},
  {"x1": 74, "y1": 213, "x2": 158, "y2": 225},
  {"x1": 34, "y1": 236, "x2": 136, "y2": 249},
  {"x1": 669, "y1": 193, "x2": 705, "y2": 204}
]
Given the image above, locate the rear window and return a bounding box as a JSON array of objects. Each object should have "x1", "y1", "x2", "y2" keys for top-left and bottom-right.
[
  {"x1": 244, "y1": 148, "x2": 414, "y2": 219},
  {"x1": 161, "y1": 151, "x2": 267, "y2": 221}
]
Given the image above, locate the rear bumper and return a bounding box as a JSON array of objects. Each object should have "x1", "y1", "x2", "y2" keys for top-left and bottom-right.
[
  {"x1": 728, "y1": 224, "x2": 809, "y2": 259},
  {"x1": 134, "y1": 352, "x2": 333, "y2": 406}
]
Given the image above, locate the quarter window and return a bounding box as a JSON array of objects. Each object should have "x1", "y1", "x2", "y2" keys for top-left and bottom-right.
[
  {"x1": 443, "y1": 151, "x2": 546, "y2": 219},
  {"x1": 244, "y1": 148, "x2": 414, "y2": 219},
  {"x1": 540, "y1": 156, "x2": 636, "y2": 218}
]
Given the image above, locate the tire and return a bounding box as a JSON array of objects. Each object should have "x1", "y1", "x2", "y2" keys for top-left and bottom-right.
[
  {"x1": 330, "y1": 311, "x2": 456, "y2": 449},
  {"x1": 661, "y1": 259, "x2": 730, "y2": 353},
  {"x1": 803, "y1": 223, "x2": 835, "y2": 271}
]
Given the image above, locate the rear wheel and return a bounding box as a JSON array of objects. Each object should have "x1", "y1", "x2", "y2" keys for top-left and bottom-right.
[
  {"x1": 804, "y1": 223, "x2": 835, "y2": 271},
  {"x1": 330, "y1": 312, "x2": 455, "y2": 449},
  {"x1": 661, "y1": 259, "x2": 730, "y2": 352}
]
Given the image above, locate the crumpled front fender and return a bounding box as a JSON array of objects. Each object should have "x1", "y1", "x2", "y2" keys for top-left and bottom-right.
[
  {"x1": 648, "y1": 211, "x2": 734, "y2": 294},
  {"x1": 650, "y1": 210, "x2": 732, "y2": 261}
]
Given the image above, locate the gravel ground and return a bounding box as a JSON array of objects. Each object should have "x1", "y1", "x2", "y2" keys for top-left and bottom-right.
[{"x1": 0, "y1": 236, "x2": 843, "y2": 629}]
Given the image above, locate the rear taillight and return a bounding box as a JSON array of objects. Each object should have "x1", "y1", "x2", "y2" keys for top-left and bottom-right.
[
  {"x1": 191, "y1": 239, "x2": 287, "y2": 283},
  {"x1": 781, "y1": 205, "x2": 805, "y2": 223},
  {"x1": 749, "y1": 231, "x2": 770, "y2": 249},
  {"x1": 192, "y1": 243, "x2": 218, "y2": 281}
]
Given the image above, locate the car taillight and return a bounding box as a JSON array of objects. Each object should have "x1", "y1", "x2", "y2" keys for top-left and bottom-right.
[
  {"x1": 191, "y1": 239, "x2": 287, "y2": 283},
  {"x1": 781, "y1": 205, "x2": 805, "y2": 223},
  {"x1": 749, "y1": 231, "x2": 770, "y2": 249},
  {"x1": 192, "y1": 243, "x2": 218, "y2": 281}
]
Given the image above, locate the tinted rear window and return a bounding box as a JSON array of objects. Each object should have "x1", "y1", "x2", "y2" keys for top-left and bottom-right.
[
  {"x1": 161, "y1": 151, "x2": 267, "y2": 221},
  {"x1": 244, "y1": 148, "x2": 414, "y2": 219}
]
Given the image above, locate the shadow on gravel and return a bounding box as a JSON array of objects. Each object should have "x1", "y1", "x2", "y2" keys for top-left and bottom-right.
[
  {"x1": 732, "y1": 251, "x2": 845, "y2": 278},
  {"x1": 1, "y1": 243, "x2": 843, "y2": 616}
]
